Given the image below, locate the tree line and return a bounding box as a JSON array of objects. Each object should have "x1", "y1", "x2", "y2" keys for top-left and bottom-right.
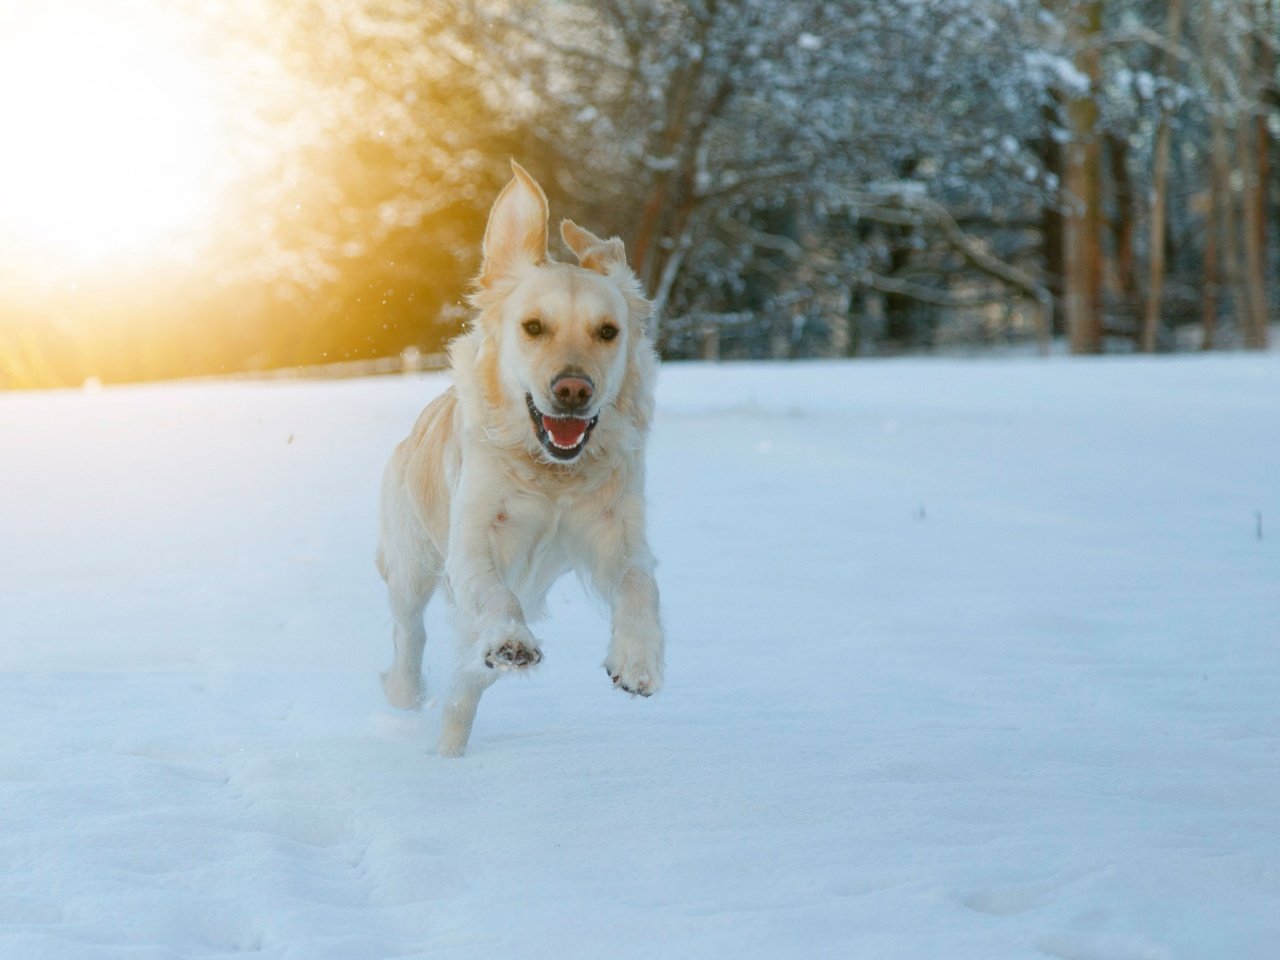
[{"x1": 0, "y1": 0, "x2": 1274, "y2": 387}]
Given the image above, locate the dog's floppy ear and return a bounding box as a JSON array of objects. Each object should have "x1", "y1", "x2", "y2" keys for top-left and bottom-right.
[
  {"x1": 561, "y1": 219, "x2": 627, "y2": 275},
  {"x1": 481, "y1": 160, "x2": 549, "y2": 283}
]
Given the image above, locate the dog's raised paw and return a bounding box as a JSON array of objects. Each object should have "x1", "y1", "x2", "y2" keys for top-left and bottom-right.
[
  {"x1": 485, "y1": 638, "x2": 543, "y2": 670},
  {"x1": 606, "y1": 665, "x2": 658, "y2": 697}
]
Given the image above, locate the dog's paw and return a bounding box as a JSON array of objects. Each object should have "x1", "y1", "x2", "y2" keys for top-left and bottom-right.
[
  {"x1": 486, "y1": 640, "x2": 542, "y2": 669},
  {"x1": 604, "y1": 658, "x2": 662, "y2": 698},
  {"x1": 605, "y1": 625, "x2": 663, "y2": 697},
  {"x1": 380, "y1": 669, "x2": 424, "y2": 710},
  {"x1": 483, "y1": 626, "x2": 543, "y2": 671}
]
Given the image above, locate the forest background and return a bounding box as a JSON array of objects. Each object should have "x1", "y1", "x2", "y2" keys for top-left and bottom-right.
[{"x1": 0, "y1": 0, "x2": 1274, "y2": 388}]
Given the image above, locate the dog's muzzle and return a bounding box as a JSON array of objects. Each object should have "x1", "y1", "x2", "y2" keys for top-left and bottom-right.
[{"x1": 526, "y1": 393, "x2": 598, "y2": 461}]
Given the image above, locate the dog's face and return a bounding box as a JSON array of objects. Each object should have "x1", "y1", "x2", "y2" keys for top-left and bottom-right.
[
  {"x1": 495, "y1": 262, "x2": 631, "y2": 461},
  {"x1": 474, "y1": 164, "x2": 646, "y2": 464}
]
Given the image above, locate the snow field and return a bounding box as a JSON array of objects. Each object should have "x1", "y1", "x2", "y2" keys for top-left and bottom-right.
[{"x1": 2, "y1": 355, "x2": 1278, "y2": 959}]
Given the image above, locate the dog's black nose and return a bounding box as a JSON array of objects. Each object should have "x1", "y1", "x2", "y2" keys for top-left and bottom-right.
[{"x1": 551, "y1": 373, "x2": 594, "y2": 413}]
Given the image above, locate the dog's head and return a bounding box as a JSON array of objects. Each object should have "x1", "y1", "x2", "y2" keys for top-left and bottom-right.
[{"x1": 466, "y1": 162, "x2": 653, "y2": 465}]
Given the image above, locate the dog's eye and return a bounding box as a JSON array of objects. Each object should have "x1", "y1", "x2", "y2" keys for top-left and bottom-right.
[
  {"x1": 598, "y1": 323, "x2": 619, "y2": 342},
  {"x1": 522, "y1": 318, "x2": 543, "y2": 337}
]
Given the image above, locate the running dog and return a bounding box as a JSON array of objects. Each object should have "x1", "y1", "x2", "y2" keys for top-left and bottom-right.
[{"x1": 376, "y1": 162, "x2": 664, "y2": 757}]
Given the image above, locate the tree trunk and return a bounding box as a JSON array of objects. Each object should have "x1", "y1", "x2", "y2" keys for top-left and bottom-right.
[
  {"x1": 648, "y1": 220, "x2": 694, "y2": 339},
  {"x1": 1201, "y1": 6, "x2": 1246, "y2": 347},
  {"x1": 1039, "y1": 99, "x2": 1067, "y2": 337},
  {"x1": 629, "y1": 7, "x2": 731, "y2": 296},
  {"x1": 1239, "y1": 118, "x2": 1269, "y2": 349},
  {"x1": 1242, "y1": 15, "x2": 1273, "y2": 349},
  {"x1": 1203, "y1": 173, "x2": 1220, "y2": 350},
  {"x1": 631, "y1": 71, "x2": 697, "y2": 291},
  {"x1": 1107, "y1": 133, "x2": 1141, "y2": 337},
  {"x1": 1141, "y1": 0, "x2": 1184, "y2": 353},
  {"x1": 1256, "y1": 109, "x2": 1271, "y2": 292},
  {"x1": 1257, "y1": 0, "x2": 1275, "y2": 263},
  {"x1": 1064, "y1": 1, "x2": 1104, "y2": 355}
]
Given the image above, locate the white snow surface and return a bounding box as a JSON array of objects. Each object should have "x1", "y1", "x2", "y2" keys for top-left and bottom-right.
[{"x1": 3, "y1": 355, "x2": 1279, "y2": 959}]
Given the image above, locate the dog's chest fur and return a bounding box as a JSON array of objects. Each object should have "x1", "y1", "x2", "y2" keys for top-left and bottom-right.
[{"x1": 484, "y1": 462, "x2": 626, "y2": 616}]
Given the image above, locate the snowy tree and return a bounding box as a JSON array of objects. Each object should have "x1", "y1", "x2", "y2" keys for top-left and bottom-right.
[
  {"x1": 452, "y1": 0, "x2": 1059, "y2": 357},
  {"x1": 1039, "y1": 0, "x2": 1276, "y2": 354}
]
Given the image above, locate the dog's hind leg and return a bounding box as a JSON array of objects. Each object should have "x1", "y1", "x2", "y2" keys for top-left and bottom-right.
[
  {"x1": 380, "y1": 561, "x2": 437, "y2": 710},
  {"x1": 437, "y1": 663, "x2": 497, "y2": 758}
]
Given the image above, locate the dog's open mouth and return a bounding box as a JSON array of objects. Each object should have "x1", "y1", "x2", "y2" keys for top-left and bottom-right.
[{"x1": 526, "y1": 393, "x2": 598, "y2": 461}]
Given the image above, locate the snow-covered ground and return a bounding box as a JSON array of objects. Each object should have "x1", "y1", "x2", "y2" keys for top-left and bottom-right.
[{"x1": 2, "y1": 355, "x2": 1278, "y2": 959}]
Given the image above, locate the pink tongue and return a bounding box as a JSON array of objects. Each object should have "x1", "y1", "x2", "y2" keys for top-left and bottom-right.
[{"x1": 543, "y1": 415, "x2": 588, "y2": 447}]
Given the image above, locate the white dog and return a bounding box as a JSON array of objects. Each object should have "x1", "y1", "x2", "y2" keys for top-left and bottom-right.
[{"x1": 376, "y1": 162, "x2": 664, "y2": 757}]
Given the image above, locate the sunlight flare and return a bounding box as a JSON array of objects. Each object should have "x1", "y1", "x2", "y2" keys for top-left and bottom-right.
[{"x1": 0, "y1": 1, "x2": 224, "y2": 267}]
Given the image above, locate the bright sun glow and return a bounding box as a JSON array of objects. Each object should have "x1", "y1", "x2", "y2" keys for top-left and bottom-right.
[{"x1": 0, "y1": 1, "x2": 224, "y2": 268}]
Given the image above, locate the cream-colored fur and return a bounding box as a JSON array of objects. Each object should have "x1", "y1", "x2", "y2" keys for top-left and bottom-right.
[{"x1": 376, "y1": 162, "x2": 664, "y2": 757}]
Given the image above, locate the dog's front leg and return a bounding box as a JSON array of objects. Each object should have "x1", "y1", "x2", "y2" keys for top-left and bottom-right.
[
  {"x1": 606, "y1": 564, "x2": 664, "y2": 696},
  {"x1": 438, "y1": 489, "x2": 540, "y2": 756},
  {"x1": 587, "y1": 496, "x2": 664, "y2": 697}
]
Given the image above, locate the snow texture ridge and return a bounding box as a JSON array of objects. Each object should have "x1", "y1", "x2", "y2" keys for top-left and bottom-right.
[{"x1": 2, "y1": 355, "x2": 1278, "y2": 958}]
